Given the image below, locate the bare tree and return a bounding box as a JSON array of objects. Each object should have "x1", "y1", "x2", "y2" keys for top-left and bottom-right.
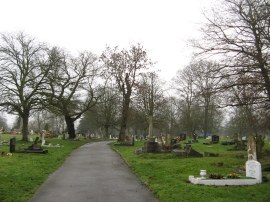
[
  {"x1": 92, "y1": 84, "x2": 121, "y2": 138},
  {"x1": 194, "y1": 0, "x2": 270, "y2": 102},
  {"x1": 0, "y1": 32, "x2": 49, "y2": 141},
  {"x1": 191, "y1": 60, "x2": 223, "y2": 137},
  {"x1": 173, "y1": 65, "x2": 200, "y2": 137},
  {"x1": 43, "y1": 47, "x2": 100, "y2": 139},
  {"x1": 136, "y1": 72, "x2": 166, "y2": 138},
  {"x1": 29, "y1": 110, "x2": 65, "y2": 134},
  {"x1": 193, "y1": 0, "x2": 270, "y2": 156},
  {"x1": 0, "y1": 113, "x2": 8, "y2": 130},
  {"x1": 101, "y1": 44, "x2": 151, "y2": 142}
]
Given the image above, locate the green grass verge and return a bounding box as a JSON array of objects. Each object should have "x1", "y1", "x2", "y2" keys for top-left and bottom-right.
[
  {"x1": 0, "y1": 134, "x2": 91, "y2": 202},
  {"x1": 112, "y1": 139, "x2": 270, "y2": 202}
]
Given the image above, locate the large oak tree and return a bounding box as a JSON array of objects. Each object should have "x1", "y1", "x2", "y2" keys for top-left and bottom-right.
[
  {"x1": 0, "y1": 32, "x2": 49, "y2": 141},
  {"x1": 43, "y1": 47, "x2": 100, "y2": 139},
  {"x1": 101, "y1": 44, "x2": 151, "y2": 142}
]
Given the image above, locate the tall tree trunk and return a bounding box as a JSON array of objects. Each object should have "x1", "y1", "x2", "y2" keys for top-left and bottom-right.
[
  {"x1": 244, "y1": 105, "x2": 263, "y2": 160},
  {"x1": 260, "y1": 64, "x2": 270, "y2": 101},
  {"x1": 104, "y1": 125, "x2": 109, "y2": 139},
  {"x1": 65, "y1": 115, "x2": 76, "y2": 139},
  {"x1": 148, "y1": 115, "x2": 153, "y2": 138},
  {"x1": 21, "y1": 113, "x2": 29, "y2": 141},
  {"x1": 187, "y1": 103, "x2": 193, "y2": 138},
  {"x1": 118, "y1": 94, "x2": 131, "y2": 142},
  {"x1": 15, "y1": 116, "x2": 21, "y2": 130},
  {"x1": 203, "y1": 97, "x2": 210, "y2": 138}
]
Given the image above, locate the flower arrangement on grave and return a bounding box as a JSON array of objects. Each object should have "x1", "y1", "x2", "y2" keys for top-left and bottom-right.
[
  {"x1": 208, "y1": 173, "x2": 224, "y2": 179},
  {"x1": 227, "y1": 172, "x2": 240, "y2": 179}
]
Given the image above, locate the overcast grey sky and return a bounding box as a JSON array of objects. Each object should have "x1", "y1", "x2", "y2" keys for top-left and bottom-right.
[
  {"x1": 0, "y1": 0, "x2": 215, "y2": 126},
  {"x1": 0, "y1": 0, "x2": 215, "y2": 81}
]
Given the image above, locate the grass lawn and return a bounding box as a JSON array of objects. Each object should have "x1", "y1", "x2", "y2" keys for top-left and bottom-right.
[
  {"x1": 112, "y1": 138, "x2": 270, "y2": 202},
  {"x1": 0, "y1": 134, "x2": 91, "y2": 202}
]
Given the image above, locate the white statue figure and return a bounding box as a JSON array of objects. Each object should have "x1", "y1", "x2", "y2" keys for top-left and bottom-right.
[
  {"x1": 247, "y1": 135, "x2": 257, "y2": 161},
  {"x1": 41, "y1": 130, "x2": 46, "y2": 146}
]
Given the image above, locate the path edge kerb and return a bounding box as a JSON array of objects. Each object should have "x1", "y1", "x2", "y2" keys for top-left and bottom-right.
[{"x1": 110, "y1": 142, "x2": 160, "y2": 201}]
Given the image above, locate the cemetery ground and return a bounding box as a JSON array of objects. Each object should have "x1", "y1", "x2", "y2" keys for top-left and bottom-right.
[
  {"x1": 0, "y1": 134, "x2": 269, "y2": 202},
  {"x1": 0, "y1": 134, "x2": 92, "y2": 202},
  {"x1": 112, "y1": 138, "x2": 270, "y2": 202}
]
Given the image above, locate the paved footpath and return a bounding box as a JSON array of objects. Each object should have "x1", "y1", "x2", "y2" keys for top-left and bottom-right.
[{"x1": 29, "y1": 141, "x2": 158, "y2": 202}]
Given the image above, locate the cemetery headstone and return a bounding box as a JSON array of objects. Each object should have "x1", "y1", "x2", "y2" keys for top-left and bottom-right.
[
  {"x1": 9, "y1": 137, "x2": 16, "y2": 153},
  {"x1": 246, "y1": 135, "x2": 262, "y2": 183},
  {"x1": 41, "y1": 131, "x2": 46, "y2": 146},
  {"x1": 30, "y1": 137, "x2": 41, "y2": 150},
  {"x1": 211, "y1": 135, "x2": 219, "y2": 144},
  {"x1": 143, "y1": 141, "x2": 160, "y2": 153},
  {"x1": 193, "y1": 133, "x2": 197, "y2": 141},
  {"x1": 20, "y1": 137, "x2": 48, "y2": 153},
  {"x1": 246, "y1": 160, "x2": 262, "y2": 183},
  {"x1": 179, "y1": 133, "x2": 186, "y2": 141}
]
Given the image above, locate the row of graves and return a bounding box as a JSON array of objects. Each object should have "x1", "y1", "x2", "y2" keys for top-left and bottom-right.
[
  {"x1": 3, "y1": 130, "x2": 64, "y2": 156},
  {"x1": 132, "y1": 133, "x2": 266, "y2": 186},
  {"x1": 9, "y1": 136, "x2": 48, "y2": 154},
  {"x1": 189, "y1": 135, "x2": 263, "y2": 186},
  {"x1": 136, "y1": 133, "x2": 221, "y2": 157},
  {"x1": 135, "y1": 133, "x2": 203, "y2": 157}
]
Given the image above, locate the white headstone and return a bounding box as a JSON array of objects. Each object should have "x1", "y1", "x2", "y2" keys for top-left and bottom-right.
[
  {"x1": 41, "y1": 132, "x2": 46, "y2": 146},
  {"x1": 246, "y1": 160, "x2": 262, "y2": 183}
]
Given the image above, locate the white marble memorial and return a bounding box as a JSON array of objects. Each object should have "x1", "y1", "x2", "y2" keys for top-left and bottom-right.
[
  {"x1": 41, "y1": 132, "x2": 46, "y2": 146},
  {"x1": 246, "y1": 160, "x2": 262, "y2": 183},
  {"x1": 189, "y1": 135, "x2": 262, "y2": 186},
  {"x1": 189, "y1": 175, "x2": 260, "y2": 186}
]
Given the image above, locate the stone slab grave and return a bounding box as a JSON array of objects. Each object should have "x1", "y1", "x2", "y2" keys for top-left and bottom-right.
[
  {"x1": 114, "y1": 135, "x2": 135, "y2": 146},
  {"x1": 15, "y1": 137, "x2": 48, "y2": 154},
  {"x1": 173, "y1": 145, "x2": 203, "y2": 157},
  {"x1": 189, "y1": 135, "x2": 262, "y2": 186},
  {"x1": 203, "y1": 135, "x2": 219, "y2": 145}
]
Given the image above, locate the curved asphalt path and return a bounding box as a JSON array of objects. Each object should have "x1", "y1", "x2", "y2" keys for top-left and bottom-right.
[{"x1": 29, "y1": 141, "x2": 158, "y2": 202}]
